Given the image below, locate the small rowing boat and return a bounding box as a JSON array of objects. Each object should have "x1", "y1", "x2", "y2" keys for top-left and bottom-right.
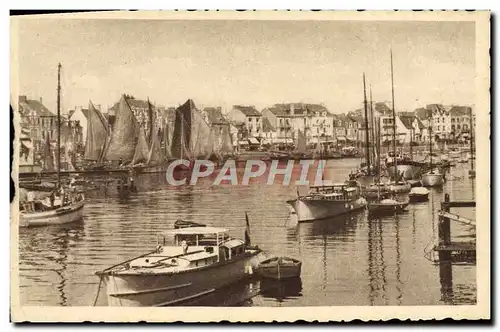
[
  {"x1": 256, "y1": 256, "x2": 302, "y2": 280},
  {"x1": 408, "y1": 187, "x2": 430, "y2": 202}
]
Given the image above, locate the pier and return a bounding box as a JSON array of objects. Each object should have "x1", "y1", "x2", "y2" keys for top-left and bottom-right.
[{"x1": 434, "y1": 193, "x2": 476, "y2": 264}]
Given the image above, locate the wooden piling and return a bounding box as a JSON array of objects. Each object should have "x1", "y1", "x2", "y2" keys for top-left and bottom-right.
[
  {"x1": 434, "y1": 194, "x2": 476, "y2": 264},
  {"x1": 438, "y1": 194, "x2": 452, "y2": 262}
]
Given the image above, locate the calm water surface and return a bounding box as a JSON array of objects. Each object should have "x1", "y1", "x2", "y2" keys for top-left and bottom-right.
[{"x1": 19, "y1": 159, "x2": 476, "y2": 306}]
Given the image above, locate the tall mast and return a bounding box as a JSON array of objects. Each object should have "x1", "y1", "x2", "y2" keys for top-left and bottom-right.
[
  {"x1": 369, "y1": 84, "x2": 376, "y2": 168},
  {"x1": 429, "y1": 119, "x2": 433, "y2": 170},
  {"x1": 469, "y1": 108, "x2": 474, "y2": 171},
  {"x1": 363, "y1": 73, "x2": 370, "y2": 172},
  {"x1": 377, "y1": 117, "x2": 381, "y2": 199},
  {"x1": 390, "y1": 49, "x2": 398, "y2": 181},
  {"x1": 57, "y1": 63, "x2": 61, "y2": 188}
]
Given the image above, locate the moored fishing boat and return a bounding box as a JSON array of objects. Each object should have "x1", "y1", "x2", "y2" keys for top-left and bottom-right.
[
  {"x1": 286, "y1": 182, "x2": 367, "y2": 222},
  {"x1": 95, "y1": 224, "x2": 264, "y2": 307},
  {"x1": 256, "y1": 256, "x2": 302, "y2": 280},
  {"x1": 421, "y1": 169, "x2": 444, "y2": 187},
  {"x1": 388, "y1": 180, "x2": 412, "y2": 193},
  {"x1": 386, "y1": 158, "x2": 424, "y2": 181},
  {"x1": 19, "y1": 63, "x2": 85, "y2": 227},
  {"x1": 20, "y1": 193, "x2": 85, "y2": 227},
  {"x1": 408, "y1": 187, "x2": 430, "y2": 202}
]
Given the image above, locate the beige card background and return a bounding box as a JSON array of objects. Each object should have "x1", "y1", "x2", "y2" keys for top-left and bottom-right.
[{"x1": 10, "y1": 10, "x2": 490, "y2": 322}]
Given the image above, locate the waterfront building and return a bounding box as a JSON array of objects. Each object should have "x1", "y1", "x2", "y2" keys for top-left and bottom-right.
[{"x1": 226, "y1": 105, "x2": 263, "y2": 138}]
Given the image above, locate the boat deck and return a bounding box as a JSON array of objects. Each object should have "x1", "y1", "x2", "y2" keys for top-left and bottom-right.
[{"x1": 110, "y1": 246, "x2": 219, "y2": 275}]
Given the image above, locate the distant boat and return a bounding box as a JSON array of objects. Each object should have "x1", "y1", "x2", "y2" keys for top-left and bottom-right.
[
  {"x1": 421, "y1": 113, "x2": 443, "y2": 187},
  {"x1": 367, "y1": 197, "x2": 409, "y2": 216},
  {"x1": 286, "y1": 182, "x2": 367, "y2": 222},
  {"x1": 408, "y1": 187, "x2": 429, "y2": 202},
  {"x1": 256, "y1": 256, "x2": 302, "y2": 280},
  {"x1": 421, "y1": 169, "x2": 444, "y2": 187}
]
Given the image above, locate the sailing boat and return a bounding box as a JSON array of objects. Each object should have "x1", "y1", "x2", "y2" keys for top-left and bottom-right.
[
  {"x1": 171, "y1": 99, "x2": 217, "y2": 172},
  {"x1": 19, "y1": 63, "x2": 85, "y2": 227},
  {"x1": 83, "y1": 101, "x2": 110, "y2": 170},
  {"x1": 385, "y1": 50, "x2": 411, "y2": 193},
  {"x1": 105, "y1": 95, "x2": 142, "y2": 165},
  {"x1": 421, "y1": 120, "x2": 444, "y2": 187},
  {"x1": 367, "y1": 118, "x2": 409, "y2": 216},
  {"x1": 132, "y1": 99, "x2": 170, "y2": 174}
]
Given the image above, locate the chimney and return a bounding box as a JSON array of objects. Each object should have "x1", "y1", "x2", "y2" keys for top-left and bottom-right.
[
  {"x1": 290, "y1": 103, "x2": 295, "y2": 116},
  {"x1": 217, "y1": 106, "x2": 222, "y2": 113},
  {"x1": 19, "y1": 95, "x2": 27, "y2": 103},
  {"x1": 39, "y1": 97, "x2": 43, "y2": 104}
]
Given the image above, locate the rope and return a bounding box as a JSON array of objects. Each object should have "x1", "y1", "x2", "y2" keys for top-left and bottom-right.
[{"x1": 93, "y1": 276, "x2": 103, "y2": 306}]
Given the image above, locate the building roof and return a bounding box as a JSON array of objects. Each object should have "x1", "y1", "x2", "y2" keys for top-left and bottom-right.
[
  {"x1": 415, "y1": 117, "x2": 426, "y2": 129},
  {"x1": 374, "y1": 102, "x2": 393, "y2": 116},
  {"x1": 266, "y1": 103, "x2": 330, "y2": 117},
  {"x1": 450, "y1": 106, "x2": 472, "y2": 117},
  {"x1": 233, "y1": 105, "x2": 261, "y2": 117},
  {"x1": 203, "y1": 107, "x2": 228, "y2": 125},
  {"x1": 18, "y1": 96, "x2": 55, "y2": 117},
  {"x1": 399, "y1": 115, "x2": 414, "y2": 130},
  {"x1": 109, "y1": 95, "x2": 153, "y2": 112},
  {"x1": 262, "y1": 117, "x2": 275, "y2": 132},
  {"x1": 426, "y1": 104, "x2": 448, "y2": 116},
  {"x1": 414, "y1": 107, "x2": 432, "y2": 120},
  {"x1": 68, "y1": 108, "x2": 89, "y2": 120}
]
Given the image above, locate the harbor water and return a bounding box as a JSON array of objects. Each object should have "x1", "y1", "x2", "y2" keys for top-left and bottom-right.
[{"x1": 18, "y1": 159, "x2": 476, "y2": 306}]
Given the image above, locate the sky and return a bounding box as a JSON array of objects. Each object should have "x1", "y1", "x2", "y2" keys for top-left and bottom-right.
[{"x1": 13, "y1": 17, "x2": 475, "y2": 115}]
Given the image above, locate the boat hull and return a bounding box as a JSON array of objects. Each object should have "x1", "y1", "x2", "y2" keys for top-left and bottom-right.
[
  {"x1": 386, "y1": 162, "x2": 422, "y2": 180},
  {"x1": 409, "y1": 193, "x2": 429, "y2": 202},
  {"x1": 19, "y1": 200, "x2": 84, "y2": 227},
  {"x1": 287, "y1": 197, "x2": 367, "y2": 222},
  {"x1": 133, "y1": 164, "x2": 169, "y2": 174},
  {"x1": 421, "y1": 173, "x2": 444, "y2": 187},
  {"x1": 367, "y1": 201, "x2": 409, "y2": 215},
  {"x1": 257, "y1": 264, "x2": 301, "y2": 280},
  {"x1": 99, "y1": 251, "x2": 264, "y2": 307}
]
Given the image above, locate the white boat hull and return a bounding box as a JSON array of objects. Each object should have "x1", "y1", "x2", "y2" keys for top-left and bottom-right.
[
  {"x1": 19, "y1": 200, "x2": 84, "y2": 227},
  {"x1": 287, "y1": 197, "x2": 367, "y2": 222},
  {"x1": 387, "y1": 163, "x2": 422, "y2": 180},
  {"x1": 100, "y1": 252, "x2": 264, "y2": 307},
  {"x1": 421, "y1": 173, "x2": 444, "y2": 187}
]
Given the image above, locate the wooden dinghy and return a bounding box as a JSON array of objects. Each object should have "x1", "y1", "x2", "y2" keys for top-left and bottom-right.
[{"x1": 256, "y1": 256, "x2": 302, "y2": 280}]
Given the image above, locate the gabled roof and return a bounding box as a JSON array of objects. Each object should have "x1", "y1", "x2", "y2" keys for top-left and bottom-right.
[
  {"x1": 203, "y1": 107, "x2": 228, "y2": 125},
  {"x1": 262, "y1": 117, "x2": 275, "y2": 132},
  {"x1": 68, "y1": 108, "x2": 89, "y2": 120},
  {"x1": 374, "y1": 102, "x2": 393, "y2": 116},
  {"x1": 266, "y1": 103, "x2": 330, "y2": 117},
  {"x1": 233, "y1": 105, "x2": 261, "y2": 117},
  {"x1": 19, "y1": 96, "x2": 55, "y2": 117},
  {"x1": 426, "y1": 104, "x2": 448, "y2": 116},
  {"x1": 450, "y1": 106, "x2": 472, "y2": 117},
  {"x1": 399, "y1": 115, "x2": 414, "y2": 130},
  {"x1": 414, "y1": 107, "x2": 432, "y2": 120},
  {"x1": 109, "y1": 95, "x2": 153, "y2": 112},
  {"x1": 415, "y1": 116, "x2": 426, "y2": 129}
]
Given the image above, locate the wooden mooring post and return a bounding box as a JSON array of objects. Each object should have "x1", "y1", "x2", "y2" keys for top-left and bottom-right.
[{"x1": 434, "y1": 193, "x2": 476, "y2": 264}]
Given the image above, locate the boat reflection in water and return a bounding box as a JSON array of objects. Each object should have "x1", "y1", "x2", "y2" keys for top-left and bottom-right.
[
  {"x1": 19, "y1": 222, "x2": 86, "y2": 306},
  {"x1": 259, "y1": 277, "x2": 303, "y2": 303}
]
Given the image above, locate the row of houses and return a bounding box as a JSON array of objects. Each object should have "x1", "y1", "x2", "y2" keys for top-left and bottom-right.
[{"x1": 18, "y1": 94, "x2": 476, "y2": 155}]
